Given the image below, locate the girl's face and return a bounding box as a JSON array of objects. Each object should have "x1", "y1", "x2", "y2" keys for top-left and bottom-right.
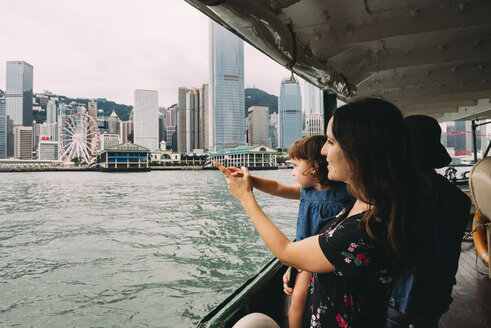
[
  {"x1": 321, "y1": 118, "x2": 351, "y2": 182},
  {"x1": 291, "y1": 158, "x2": 317, "y2": 189}
]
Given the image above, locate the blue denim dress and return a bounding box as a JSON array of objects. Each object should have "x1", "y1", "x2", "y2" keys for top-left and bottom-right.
[{"x1": 296, "y1": 185, "x2": 352, "y2": 241}]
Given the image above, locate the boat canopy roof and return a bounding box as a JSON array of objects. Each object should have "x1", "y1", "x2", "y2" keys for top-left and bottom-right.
[{"x1": 184, "y1": 0, "x2": 491, "y2": 122}]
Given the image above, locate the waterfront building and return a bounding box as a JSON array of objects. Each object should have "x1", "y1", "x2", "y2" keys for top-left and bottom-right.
[
  {"x1": 100, "y1": 133, "x2": 121, "y2": 150},
  {"x1": 134, "y1": 89, "x2": 159, "y2": 151},
  {"x1": 150, "y1": 142, "x2": 182, "y2": 165},
  {"x1": 209, "y1": 21, "x2": 245, "y2": 151},
  {"x1": 88, "y1": 101, "x2": 97, "y2": 120},
  {"x1": 95, "y1": 142, "x2": 150, "y2": 170},
  {"x1": 247, "y1": 106, "x2": 269, "y2": 146},
  {"x1": 13, "y1": 126, "x2": 33, "y2": 159},
  {"x1": 5, "y1": 61, "x2": 33, "y2": 127},
  {"x1": 120, "y1": 120, "x2": 134, "y2": 143},
  {"x1": 106, "y1": 110, "x2": 120, "y2": 135},
  {"x1": 208, "y1": 145, "x2": 277, "y2": 169},
  {"x1": 46, "y1": 100, "x2": 57, "y2": 124},
  {"x1": 38, "y1": 141, "x2": 59, "y2": 160},
  {"x1": 0, "y1": 96, "x2": 5, "y2": 158},
  {"x1": 278, "y1": 78, "x2": 302, "y2": 149},
  {"x1": 305, "y1": 113, "x2": 323, "y2": 136}
]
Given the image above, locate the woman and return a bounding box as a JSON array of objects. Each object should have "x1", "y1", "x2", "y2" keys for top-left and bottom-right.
[{"x1": 215, "y1": 98, "x2": 423, "y2": 327}]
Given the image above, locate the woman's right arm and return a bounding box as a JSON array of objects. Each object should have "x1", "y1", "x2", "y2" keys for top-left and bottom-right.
[{"x1": 251, "y1": 176, "x2": 300, "y2": 200}]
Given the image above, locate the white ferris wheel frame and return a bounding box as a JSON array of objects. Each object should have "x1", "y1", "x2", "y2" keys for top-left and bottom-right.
[{"x1": 59, "y1": 112, "x2": 100, "y2": 163}]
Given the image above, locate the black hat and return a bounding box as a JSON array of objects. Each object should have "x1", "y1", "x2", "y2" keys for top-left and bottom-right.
[{"x1": 405, "y1": 115, "x2": 452, "y2": 169}]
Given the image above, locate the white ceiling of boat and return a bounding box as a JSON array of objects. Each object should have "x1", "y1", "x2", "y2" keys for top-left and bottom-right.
[{"x1": 184, "y1": 0, "x2": 491, "y2": 122}]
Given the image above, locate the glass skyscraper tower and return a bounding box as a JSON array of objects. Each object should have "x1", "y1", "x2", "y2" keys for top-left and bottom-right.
[
  {"x1": 209, "y1": 21, "x2": 245, "y2": 151},
  {"x1": 134, "y1": 89, "x2": 159, "y2": 151},
  {"x1": 6, "y1": 61, "x2": 33, "y2": 126},
  {"x1": 278, "y1": 78, "x2": 302, "y2": 148}
]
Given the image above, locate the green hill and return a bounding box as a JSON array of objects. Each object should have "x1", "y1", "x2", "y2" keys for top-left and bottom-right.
[{"x1": 245, "y1": 88, "x2": 278, "y2": 117}]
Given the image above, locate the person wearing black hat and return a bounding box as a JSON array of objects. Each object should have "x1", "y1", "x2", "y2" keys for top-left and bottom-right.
[{"x1": 386, "y1": 115, "x2": 471, "y2": 328}]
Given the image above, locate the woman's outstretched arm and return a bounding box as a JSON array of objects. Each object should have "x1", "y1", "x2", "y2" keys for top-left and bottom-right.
[{"x1": 215, "y1": 162, "x2": 334, "y2": 273}]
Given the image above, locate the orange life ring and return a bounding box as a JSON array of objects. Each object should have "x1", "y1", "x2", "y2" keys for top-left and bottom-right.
[{"x1": 472, "y1": 211, "x2": 489, "y2": 267}]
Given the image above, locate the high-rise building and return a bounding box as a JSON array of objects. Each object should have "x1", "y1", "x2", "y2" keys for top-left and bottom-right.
[
  {"x1": 0, "y1": 96, "x2": 6, "y2": 158},
  {"x1": 14, "y1": 126, "x2": 33, "y2": 159},
  {"x1": 247, "y1": 106, "x2": 269, "y2": 146},
  {"x1": 269, "y1": 112, "x2": 278, "y2": 149},
  {"x1": 177, "y1": 85, "x2": 209, "y2": 153},
  {"x1": 120, "y1": 120, "x2": 134, "y2": 143},
  {"x1": 278, "y1": 78, "x2": 302, "y2": 149},
  {"x1": 200, "y1": 84, "x2": 209, "y2": 151},
  {"x1": 106, "y1": 110, "x2": 120, "y2": 135},
  {"x1": 88, "y1": 101, "x2": 97, "y2": 120},
  {"x1": 134, "y1": 89, "x2": 159, "y2": 151},
  {"x1": 38, "y1": 141, "x2": 59, "y2": 160},
  {"x1": 305, "y1": 113, "x2": 324, "y2": 136},
  {"x1": 39, "y1": 122, "x2": 57, "y2": 141},
  {"x1": 209, "y1": 21, "x2": 245, "y2": 151},
  {"x1": 46, "y1": 100, "x2": 57, "y2": 124},
  {"x1": 6, "y1": 61, "x2": 33, "y2": 127},
  {"x1": 159, "y1": 107, "x2": 168, "y2": 143},
  {"x1": 177, "y1": 87, "x2": 198, "y2": 153},
  {"x1": 303, "y1": 81, "x2": 324, "y2": 116}
]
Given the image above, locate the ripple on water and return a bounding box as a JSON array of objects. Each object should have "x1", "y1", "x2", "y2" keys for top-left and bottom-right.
[{"x1": 0, "y1": 170, "x2": 297, "y2": 327}]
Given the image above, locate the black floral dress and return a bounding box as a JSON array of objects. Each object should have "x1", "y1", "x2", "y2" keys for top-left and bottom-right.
[{"x1": 303, "y1": 204, "x2": 395, "y2": 328}]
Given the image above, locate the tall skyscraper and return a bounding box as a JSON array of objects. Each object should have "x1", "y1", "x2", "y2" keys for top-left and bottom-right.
[
  {"x1": 134, "y1": 89, "x2": 159, "y2": 151},
  {"x1": 209, "y1": 21, "x2": 245, "y2": 151},
  {"x1": 278, "y1": 78, "x2": 302, "y2": 149},
  {"x1": 46, "y1": 100, "x2": 57, "y2": 124},
  {"x1": 247, "y1": 106, "x2": 269, "y2": 146},
  {"x1": 0, "y1": 96, "x2": 6, "y2": 158},
  {"x1": 6, "y1": 61, "x2": 33, "y2": 127}
]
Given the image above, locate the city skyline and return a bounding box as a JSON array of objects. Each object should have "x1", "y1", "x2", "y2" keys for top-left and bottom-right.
[{"x1": 0, "y1": 0, "x2": 292, "y2": 107}]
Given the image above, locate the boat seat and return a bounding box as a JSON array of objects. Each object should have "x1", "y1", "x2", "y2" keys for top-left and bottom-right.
[
  {"x1": 469, "y1": 157, "x2": 491, "y2": 219},
  {"x1": 232, "y1": 312, "x2": 280, "y2": 328}
]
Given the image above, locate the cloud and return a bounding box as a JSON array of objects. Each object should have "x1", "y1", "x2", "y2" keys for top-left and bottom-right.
[{"x1": 0, "y1": 0, "x2": 292, "y2": 106}]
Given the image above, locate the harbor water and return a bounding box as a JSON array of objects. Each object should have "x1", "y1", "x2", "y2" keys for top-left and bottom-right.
[{"x1": 0, "y1": 170, "x2": 297, "y2": 327}]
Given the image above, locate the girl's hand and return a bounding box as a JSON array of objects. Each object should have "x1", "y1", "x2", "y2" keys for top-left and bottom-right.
[
  {"x1": 214, "y1": 162, "x2": 253, "y2": 202},
  {"x1": 282, "y1": 270, "x2": 293, "y2": 296}
]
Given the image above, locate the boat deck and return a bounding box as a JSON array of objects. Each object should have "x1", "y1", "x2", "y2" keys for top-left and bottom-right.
[{"x1": 439, "y1": 239, "x2": 491, "y2": 328}]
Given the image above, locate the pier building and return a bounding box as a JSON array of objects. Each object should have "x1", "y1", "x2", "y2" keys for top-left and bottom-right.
[
  {"x1": 96, "y1": 142, "x2": 150, "y2": 171},
  {"x1": 208, "y1": 145, "x2": 277, "y2": 169}
]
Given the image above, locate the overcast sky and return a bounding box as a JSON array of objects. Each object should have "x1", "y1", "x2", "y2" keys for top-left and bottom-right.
[{"x1": 0, "y1": 0, "x2": 293, "y2": 107}]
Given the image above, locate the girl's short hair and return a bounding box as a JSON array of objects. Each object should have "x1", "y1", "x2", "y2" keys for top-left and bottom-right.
[{"x1": 289, "y1": 135, "x2": 338, "y2": 187}]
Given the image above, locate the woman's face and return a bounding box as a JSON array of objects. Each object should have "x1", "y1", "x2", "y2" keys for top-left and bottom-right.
[{"x1": 321, "y1": 118, "x2": 351, "y2": 182}]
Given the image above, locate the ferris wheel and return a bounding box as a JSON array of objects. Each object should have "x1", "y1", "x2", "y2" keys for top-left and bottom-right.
[{"x1": 59, "y1": 113, "x2": 100, "y2": 163}]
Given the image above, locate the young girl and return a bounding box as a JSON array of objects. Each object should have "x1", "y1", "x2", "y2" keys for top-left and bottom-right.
[
  {"x1": 215, "y1": 98, "x2": 424, "y2": 327},
  {"x1": 232, "y1": 135, "x2": 352, "y2": 328}
]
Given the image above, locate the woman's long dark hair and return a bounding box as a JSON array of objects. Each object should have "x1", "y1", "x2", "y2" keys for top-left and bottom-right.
[{"x1": 331, "y1": 98, "x2": 423, "y2": 265}]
